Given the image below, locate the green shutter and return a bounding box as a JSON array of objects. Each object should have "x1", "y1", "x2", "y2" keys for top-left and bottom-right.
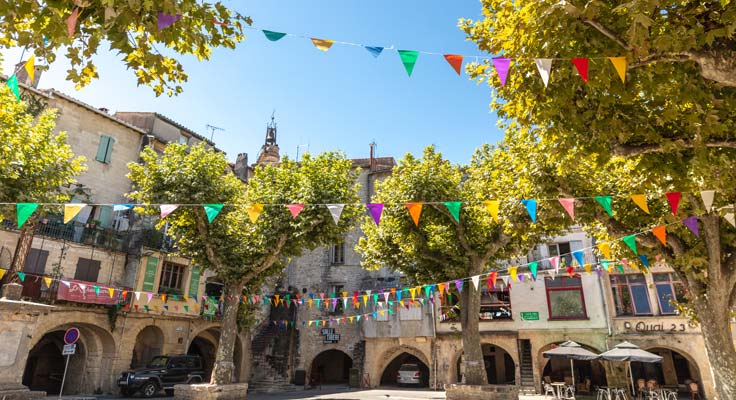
[
  {"x1": 188, "y1": 267, "x2": 201, "y2": 298},
  {"x1": 98, "y1": 205, "x2": 113, "y2": 228},
  {"x1": 104, "y1": 136, "x2": 114, "y2": 163},
  {"x1": 142, "y1": 256, "x2": 158, "y2": 291},
  {"x1": 96, "y1": 136, "x2": 110, "y2": 162}
]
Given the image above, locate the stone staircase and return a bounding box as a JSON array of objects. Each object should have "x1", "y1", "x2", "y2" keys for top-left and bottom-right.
[
  {"x1": 519, "y1": 339, "x2": 537, "y2": 394},
  {"x1": 248, "y1": 323, "x2": 300, "y2": 393}
]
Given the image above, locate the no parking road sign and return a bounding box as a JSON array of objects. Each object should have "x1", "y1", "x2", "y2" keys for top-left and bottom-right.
[{"x1": 63, "y1": 327, "x2": 80, "y2": 345}]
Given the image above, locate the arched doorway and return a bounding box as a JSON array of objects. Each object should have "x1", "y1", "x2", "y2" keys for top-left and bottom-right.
[
  {"x1": 131, "y1": 326, "x2": 164, "y2": 368},
  {"x1": 456, "y1": 344, "x2": 516, "y2": 384},
  {"x1": 310, "y1": 350, "x2": 352, "y2": 385},
  {"x1": 540, "y1": 342, "x2": 607, "y2": 393},
  {"x1": 632, "y1": 348, "x2": 701, "y2": 394},
  {"x1": 380, "y1": 352, "x2": 429, "y2": 387},
  {"x1": 187, "y1": 327, "x2": 242, "y2": 382},
  {"x1": 22, "y1": 331, "x2": 79, "y2": 394}
]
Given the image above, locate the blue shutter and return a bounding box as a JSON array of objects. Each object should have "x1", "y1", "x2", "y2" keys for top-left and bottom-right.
[
  {"x1": 104, "y1": 136, "x2": 115, "y2": 163},
  {"x1": 95, "y1": 136, "x2": 110, "y2": 162}
]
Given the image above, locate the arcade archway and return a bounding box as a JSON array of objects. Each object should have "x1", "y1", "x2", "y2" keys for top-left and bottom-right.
[
  {"x1": 380, "y1": 352, "x2": 429, "y2": 387},
  {"x1": 456, "y1": 344, "x2": 516, "y2": 384},
  {"x1": 309, "y1": 349, "x2": 352, "y2": 385},
  {"x1": 632, "y1": 347, "x2": 701, "y2": 394},
  {"x1": 131, "y1": 326, "x2": 164, "y2": 368},
  {"x1": 187, "y1": 327, "x2": 243, "y2": 382},
  {"x1": 540, "y1": 342, "x2": 606, "y2": 393}
]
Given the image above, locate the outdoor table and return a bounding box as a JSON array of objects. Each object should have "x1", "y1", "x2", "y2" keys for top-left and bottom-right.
[{"x1": 551, "y1": 382, "x2": 567, "y2": 399}]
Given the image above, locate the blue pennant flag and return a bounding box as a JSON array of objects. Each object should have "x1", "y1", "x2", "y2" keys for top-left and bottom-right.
[
  {"x1": 639, "y1": 255, "x2": 650, "y2": 268},
  {"x1": 572, "y1": 250, "x2": 584, "y2": 266},
  {"x1": 520, "y1": 200, "x2": 537, "y2": 223},
  {"x1": 365, "y1": 46, "x2": 384, "y2": 58}
]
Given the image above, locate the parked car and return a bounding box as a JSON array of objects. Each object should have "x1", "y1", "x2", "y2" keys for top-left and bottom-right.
[
  {"x1": 396, "y1": 363, "x2": 422, "y2": 386},
  {"x1": 117, "y1": 355, "x2": 205, "y2": 398}
]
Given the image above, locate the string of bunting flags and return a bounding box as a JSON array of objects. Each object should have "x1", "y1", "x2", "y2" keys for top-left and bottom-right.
[{"x1": 4, "y1": 189, "x2": 733, "y2": 229}]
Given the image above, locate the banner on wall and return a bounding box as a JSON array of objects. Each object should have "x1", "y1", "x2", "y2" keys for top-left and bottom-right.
[{"x1": 57, "y1": 278, "x2": 119, "y2": 305}]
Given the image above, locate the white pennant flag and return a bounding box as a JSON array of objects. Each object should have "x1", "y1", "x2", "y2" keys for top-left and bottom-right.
[
  {"x1": 550, "y1": 256, "x2": 560, "y2": 274},
  {"x1": 326, "y1": 204, "x2": 345, "y2": 225},
  {"x1": 701, "y1": 190, "x2": 715, "y2": 213},
  {"x1": 342, "y1": 297, "x2": 348, "y2": 309},
  {"x1": 383, "y1": 292, "x2": 390, "y2": 303},
  {"x1": 78, "y1": 283, "x2": 87, "y2": 291},
  {"x1": 501, "y1": 276, "x2": 509, "y2": 287},
  {"x1": 61, "y1": 280, "x2": 71, "y2": 288},
  {"x1": 535, "y1": 58, "x2": 553, "y2": 87},
  {"x1": 725, "y1": 212, "x2": 735, "y2": 227},
  {"x1": 134, "y1": 291, "x2": 141, "y2": 301},
  {"x1": 471, "y1": 275, "x2": 480, "y2": 290}
]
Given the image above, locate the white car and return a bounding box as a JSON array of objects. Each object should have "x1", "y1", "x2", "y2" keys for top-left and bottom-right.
[{"x1": 396, "y1": 363, "x2": 422, "y2": 386}]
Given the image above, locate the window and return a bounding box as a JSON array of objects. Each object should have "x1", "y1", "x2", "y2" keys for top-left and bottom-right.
[
  {"x1": 480, "y1": 282, "x2": 512, "y2": 320},
  {"x1": 331, "y1": 242, "x2": 345, "y2": 265},
  {"x1": 548, "y1": 242, "x2": 572, "y2": 267},
  {"x1": 610, "y1": 274, "x2": 652, "y2": 316},
  {"x1": 95, "y1": 135, "x2": 115, "y2": 163},
  {"x1": 159, "y1": 262, "x2": 186, "y2": 294},
  {"x1": 545, "y1": 275, "x2": 587, "y2": 320},
  {"x1": 179, "y1": 135, "x2": 189, "y2": 145},
  {"x1": 23, "y1": 248, "x2": 49, "y2": 275},
  {"x1": 399, "y1": 303, "x2": 422, "y2": 320},
  {"x1": 74, "y1": 258, "x2": 101, "y2": 282},
  {"x1": 653, "y1": 273, "x2": 686, "y2": 315}
]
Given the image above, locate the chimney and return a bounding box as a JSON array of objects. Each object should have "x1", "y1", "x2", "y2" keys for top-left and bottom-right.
[
  {"x1": 14, "y1": 61, "x2": 42, "y2": 88},
  {"x1": 99, "y1": 107, "x2": 110, "y2": 114},
  {"x1": 369, "y1": 141, "x2": 377, "y2": 171}
]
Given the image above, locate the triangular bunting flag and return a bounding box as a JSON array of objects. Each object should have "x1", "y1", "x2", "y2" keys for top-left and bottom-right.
[
  {"x1": 444, "y1": 201, "x2": 461, "y2": 222},
  {"x1": 471, "y1": 275, "x2": 480, "y2": 290},
  {"x1": 24, "y1": 56, "x2": 35, "y2": 83},
  {"x1": 66, "y1": 8, "x2": 80, "y2": 37},
  {"x1": 135, "y1": 291, "x2": 141, "y2": 301},
  {"x1": 725, "y1": 212, "x2": 735, "y2": 227},
  {"x1": 108, "y1": 287, "x2": 115, "y2": 298},
  {"x1": 287, "y1": 204, "x2": 305, "y2": 218},
  {"x1": 566, "y1": 266, "x2": 575, "y2": 277},
  {"x1": 483, "y1": 200, "x2": 500, "y2": 222},
  {"x1": 572, "y1": 250, "x2": 584, "y2": 266},
  {"x1": 558, "y1": 198, "x2": 575, "y2": 221},
  {"x1": 595, "y1": 196, "x2": 613, "y2": 217},
  {"x1": 597, "y1": 242, "x2": 612, "y2": 260},
  {"x1": 652, "y1": 225, "x2": 667, "y2": 246},
  {"x1": 528, "y1": 262, "x2": 538, "y2": 280},
  {"x1": 455, "y1": 279, "x2": 463, "y2": 293},
  {"x1": 534, "y1": 58, "x2": 553, "y2": 87},
  {"x1": 365, "y1": 46, "x2": 384, "y2": 58},
  {"x1": 113, "y1": 204, "x2": 134, "y2": 212},
  {"x1": 683, "y1": 216, "x2": 699, "y2": 237},
  {"x1": 444, "y1": 54, "x2": 463, "y2": 75},
  {"x1": 639, "y1": 255, "x2": 650, "y2": 268},
  {"x1": 492, "y1": 57, "x2": 511, "y2": 86},
  {"x1": 584, "y1": 264, "x2": 592, "y2": 275},
  {"x1": 622, "y1": 235, "x2": 638, "y2": 255},
  {"x1": 406, "y1": 203, "x2": 422, "y2": 226},
  {"x1": 608, "y1": 57, "x2": 626, "y2": 83},
  {"x1": 157, "y1": 12, "x2": 182, "y2": 31},
  {"x1": 550, "y1": 256, "x2": 560, "y2": 274},
  {"x1": 245, "y1": 203, "x2": 264, "y2": 223},
  {"x1": 571, "y1": 58, "x2": 589, "y2": 83},
  {"x1": 94, "y1": 286, "x2": 100, "y2": 295},
  {"x1": 630, "y1": 194, "x2": 649, "y2": 214},
  {"x1": 262, "y1": 30, "x2": 287, "y2": 41},
  {"x1": 366, "y1": 203, "x2": 384, "y2": 225},
  {"x1": 520, "y1": 200, "x2": 537, "y2": 222},
  {"x1": 509, "y1": 267, "x2": 518, "y2": 282},
  {"x1": 700, "y1": 190, "x2": 715, "y2": 213},
  {"x1": 666, "y1": 192, "x2": 681, "y2": 216},
  {"x1": 204, "y1": 204, "x2": 224, "y2": 223},
  {"x1": 311, "y1": 38, "x2": 335, "y2": 51},
  {"x1": 64, "y1": 204, "x2": 86, "y2": 224},
  {"x1": 147, "y1": 293, "x2": 153, "y2": 303},
  {"x1": 398, "y1": 50, "x2": 419, "y2": 77},
  {"x1": 17, "y1": 203, "x2": 38, "y2": 228},
  {"x1": 326, "y1": 204, "x2": 345, "y2": 225},
  {"x1": 160, "y1": 204, "x2": 179, "y2": 219},
  {"x1": 17, "y1": 272, "x2": 26, "y2": 282},
  {"x1": 43, "y1": 277, "x2": 52, "y2": 288},
  {"x1": 6, "y1": 74, "x2": 20, "y2": 100}
]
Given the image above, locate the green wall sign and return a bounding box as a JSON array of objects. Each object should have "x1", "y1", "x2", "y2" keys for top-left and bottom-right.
[
  {"x1": 188, "y1": 267, "x2": 201, "y2": 298},
  {"x1": 520, "y1": 311, "x2": 539, "y2": 321},
  {"x1": 142, "y1": 256, "x2": 158, "y2": 292}
]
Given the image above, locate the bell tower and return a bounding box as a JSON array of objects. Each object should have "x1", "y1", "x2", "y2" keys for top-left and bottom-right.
[{"x1": 255, "y1": 112, "x2": 280, "y2": 165}]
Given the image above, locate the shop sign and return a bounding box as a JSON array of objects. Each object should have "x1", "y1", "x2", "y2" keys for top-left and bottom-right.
[
  {"x1": 623, "y1": 321, "x2": 695, "y2": 334},
  {"x1": 321, "y1": 328, "x2": 340, "y2": 344},
  {"x1": 520, "y1": 311, "x2": 539, "y2": 321},
  {"x1": 57, "y1": 279, "x2": 119, "y2": 305}
]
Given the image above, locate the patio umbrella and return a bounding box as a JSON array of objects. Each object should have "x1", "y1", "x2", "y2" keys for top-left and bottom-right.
[
  {"x1": 542, "y1": 340, "x2": 599, "y2": 388},
  {"x1": 598, "y1": 341, "x2": 663, "y2": 395}
]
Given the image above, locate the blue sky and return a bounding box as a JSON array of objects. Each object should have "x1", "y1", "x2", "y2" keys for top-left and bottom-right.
[{"x1": 2, "y1": 1, "x2": 503, "y2": 164}]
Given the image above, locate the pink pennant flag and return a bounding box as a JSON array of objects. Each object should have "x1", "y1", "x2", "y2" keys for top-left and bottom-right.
[
  {"x1": 558, "y1": 198, "x2": 575, "y2": 221},
  {"x1": 160, "y1": 204, "x2": 179, "y2": 219},
  {"x1": 147, "y1": 293, "x2": 153, "y2": 303},
  {"x1": 492, "y1": 57, "x2": 511, "y2": 86},
  {"x1": 286, "y1": 204, "x2": 305, "y2": 218},
  {"x1": 550, "y1": 256, "x2": 560, "y2": 274},
  {"x1": 66, "y1": 8, "x2": 80, "y2": 38}
]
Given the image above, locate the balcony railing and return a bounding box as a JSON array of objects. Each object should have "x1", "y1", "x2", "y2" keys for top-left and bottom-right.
[{"x1": 1, "y1": 218, "x2": 130, "y2": 252}]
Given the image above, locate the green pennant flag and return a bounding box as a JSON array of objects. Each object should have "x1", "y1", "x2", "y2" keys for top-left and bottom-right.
[
  {"x1": 16, "y1": 203, "x2": 38, "y2": 228},
  {"x1": 622, "y1": 234, "x2": 638, "y2": 255},
  {"x1": 398, "y1": 50, "x2": 419, "y2": 76},
  {"x1": 17, "y1": 272, "x2": 26, "y2": 282},
  {"x1": 262, "y1": 30, "x2": 287, "y2": 41},
  {"x1": 6, "y1": 74, "x2": 20, "y2": 101},
  {"x1": 444, "y1": 201, "x2": 462, "y2": 222},
  {"x1": 94, "y1": 286, "x2": 100, "y2": 295},
  {"x1": 172, "y1": 294, "x2": 178, "y2": 301},
  {"x1": 595, "y1": 196, "x2": 613, "y2": 217},
  {"x1": 616, "y1": 264, "x2": 626, "y2": 274},
  {"x1": 204, "y1": 204, "x2": 224, "y2": 223},
  {"x1": 601, "y1": 260, "x2": 610, "y2": 270},
  {"x1": 184, "y1": 305, "x2": 189, "y2": 312},
  {"x1": 388, "y1": 308, "x2": 394, "y2": 314},
  {"x1": 528, "y1": 261, "x2": 538, "y2": 279},
  {"x1": 144, "y1": 305, "x2": 149, "y2": 311}
]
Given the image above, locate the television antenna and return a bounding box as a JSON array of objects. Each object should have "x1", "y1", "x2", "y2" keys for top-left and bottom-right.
[{"x1": 206, "y1": 124, "x2": 225, "y2": 142}]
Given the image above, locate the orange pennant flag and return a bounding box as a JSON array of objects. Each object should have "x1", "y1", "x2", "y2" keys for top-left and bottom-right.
[
  {"x1": 438, "y1": 282, "x2": 446, "y2": 295},
  {"x1": 630, "y1": 194, "x2": 649, "y2": 214},
  {"x1": 406, "y1": 203, "x2": 423, "y2": 226},
  {"x1": 652, "y1": 225, "x2": 667, "y2": 246},
  {"x1": 608, "y1": 57, "x2": 627, "y2": 83},
  {"x1": 311, "y1": 38, "x2": 335, "y2": 51},
  {"x1": 443, "y1": 54, "x2": 463, "y2": 75}
]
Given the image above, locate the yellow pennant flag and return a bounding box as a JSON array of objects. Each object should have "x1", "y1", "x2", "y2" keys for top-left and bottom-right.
[
  {"x1": 608, "y1": 57, "x2": 627, "y2": 83},
  {"x1": 483, "y1": 200, "x2": 500, "y2": 222},
  {"x1": 349, "y1": 316, "x2": 354, "y2": 323},
  {"x1": 584, "y1": 264, "x2": 592, "y2": 275},
  {"x1": 509, "y1": 266, "x2": 518, "y2": 282},
  {"x1": 409, "y1": 287, "x2": 416, "y2": 300},
  {"x1": 405, "y1": 203, "x2": 423, "y2": 226},
  {"x1": 43, "y1": 277, "x2": 52, "y2": 288},
  {"x1": 63, "y1": 204, "x2": 87, "y2": 223},
  {"x1": 363, "y1": 295, "x2": 368, "y2": 306},
  {"x1": 379, "y1": 310, "x2": 385, "y2": 316},
  {"x1": 0, "y1": 269, "x2": 5, "y2": 281},
  {"x1": 311, "y1": 38, "x2": 335, "y2": 51},
  {"x1": 308, "y1": 299, "x2": 313, "y2": 308},
  {"x1": 108, "y1": 287, "x2": 115, "y2": 298},
  {"x1": 25, "y1": 56, "x2": 35, "y2": 83},
  {"x1": 597, "y1": 242, "x2": 612, "y2": 260},
  {"x1": 245, "y1": 204, "x2": 264, "y2": 223},
  {"x1": 630, "y1": 194, "x2": 649, "y2": 214},
  {"x1": 183, "y1": 295, "x2": 189, "y2": 301}
]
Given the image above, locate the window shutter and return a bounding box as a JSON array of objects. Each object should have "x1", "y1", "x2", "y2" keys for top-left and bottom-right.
[
  {"x1": 98, "y1": 205, "x2": 113, "y2": 228},
  {"x1": 104, "y1": 136, "x2": 115, "y2": 163},
  {"x1": 96, "y1": 136, "x2": 110, "y2": 162}
]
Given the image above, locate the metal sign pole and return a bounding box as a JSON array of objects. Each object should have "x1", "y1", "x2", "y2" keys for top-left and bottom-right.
[{"x1": 59, "y1": 353, "x2": 71, "y2": 399}]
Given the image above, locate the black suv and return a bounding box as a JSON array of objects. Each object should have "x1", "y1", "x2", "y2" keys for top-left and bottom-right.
[{"x1": 118, "y1": 355, "x2": 205, "y2": 397}]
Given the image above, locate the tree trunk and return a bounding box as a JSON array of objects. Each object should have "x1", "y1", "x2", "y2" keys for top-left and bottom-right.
[
  {"x1": 8, "y1": 221, "x2": 35, "y2": 281},
  {"x1": 692, "y1": 293, "x2": 736, "y2": 400},
  {"x1": 210, "y1": 281, "x2": 242, "y2": 385},
  {"x1": 459, "y1": 265, "x2": 488, "y2": 386}
]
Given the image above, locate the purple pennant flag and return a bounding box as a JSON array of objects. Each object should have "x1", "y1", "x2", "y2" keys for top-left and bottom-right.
[
  {"x1": 683, "y1": 216, "x2": 700, "y2": 237},
  {"x1": 518, "y1": 274, "x2": 525, "y2": 283},
  {"x1": 492, "y1": 57, "x2": 511, "y2": 86},
  {"x1": 595, "y1": 267, "x2": 602, "y2": 278},
  {"x1": 455, "y1": 279, "x2": 463, "y2": 293},
  {"x1": 366, "y1": 203, "x2": 384, "y2": 225},
  {"x1": 158, "y1": 12, "x2": 182, "y2": 31}
]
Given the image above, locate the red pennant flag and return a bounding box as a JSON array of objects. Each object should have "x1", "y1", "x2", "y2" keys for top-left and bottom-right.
[
  {"x1": 443, "y1": 54, "x2": 463, "y2": 75},
  {"x1": 571, "y1": 58, "x2": 588, "y2": 84},
  {"x1": 666, "y1": 192, "x2": 681, "y2": 216},
  {"x1": 566, "y1": 266, "x2": 575, "y2": 277},
  {"x1": 488, "y1": 271, "x2": 498, "y2": 289}
]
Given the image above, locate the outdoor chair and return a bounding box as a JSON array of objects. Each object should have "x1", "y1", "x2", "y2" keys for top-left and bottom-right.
[
  {"x1": 596, "y1": 387, "x2": 611, "y2": 400},
  {"x1": 636, "y1": 379, "x2": 647, "y2": 400},
  {"x1": 576, "y1": 378, "x2": 591, "y2": 394},
  {"x1": 611, "y1": 387, "x2": 628, "y2": 400},
  {"x1": 689, "y1": 382, "x2": 702, "y2": 400},
  {"x1": 562, "y1": 385, "x2": 576, "y2": 400},
  {"x1": 543, "y1": 382, "x2": 556, "y2": 399}
]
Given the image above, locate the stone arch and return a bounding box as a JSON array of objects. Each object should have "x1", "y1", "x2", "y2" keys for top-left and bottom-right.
[
  {"x1": 23, "y1": 321, "x2": 117, "y2": 395},
  {"x1": 371, "y1": 345, "x2": 432, "y2": 388},
  {"x1": 187, "y1": 326, "x2": 243, "y2": 382},
  {"x1": 634, "y1": 345, "x2": 703, "y2": 393},
  {"x1": 538, "y1": 341, "x2": 607, "y2": 390},
  {"x1": 131, "y1": 325, "x2": 165, "y2": 368},
  {"x1": 308, "y1": 349, "x2": 353, "y2": 385},
  {"x1": 453, "y1": 343, "x2": 516, "y2": 385}
]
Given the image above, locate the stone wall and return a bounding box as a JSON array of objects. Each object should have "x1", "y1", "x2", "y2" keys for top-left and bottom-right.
[{"x1": 445, "y1": 384, "x2": 518, "y2": 400}]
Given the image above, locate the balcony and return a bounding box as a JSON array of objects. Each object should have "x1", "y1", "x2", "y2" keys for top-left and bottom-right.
[{"x1": 2, "y1": 218, "x2": 130, "y2": 252}]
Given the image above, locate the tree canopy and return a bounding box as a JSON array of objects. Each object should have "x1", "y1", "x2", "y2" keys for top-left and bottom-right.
[
  {"x1": 1, "y1": 1, "x2": 251, "y2": 96},
  {"x1": 128, "y1": 143, "x2": 361, "y2": 385}
]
